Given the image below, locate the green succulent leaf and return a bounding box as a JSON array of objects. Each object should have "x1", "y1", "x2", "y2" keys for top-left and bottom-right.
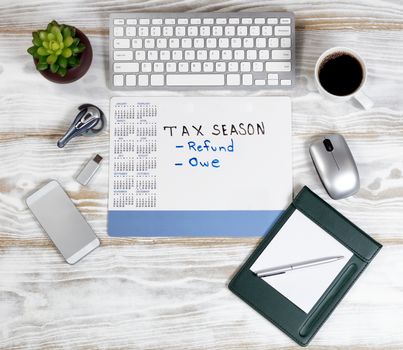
[
  {"x1": 73, "y1": 43, "x2": 86, "y2": 54},
  {"x1": 36, "y1": 62, "x2": 48, "y2": 71},
  {"x1": 62, "y1": 48, "x2": 72, "y2": 58},
  {"x1": 46, "y1": 54, "x2": 58, "y2": 64},
  {"x1": 32, "y1": 36, "x2": 42, "y2": 47},
  {"x1": 58, "y1": 56, "x2": 68, "y2": 68},
  {"x1": 47, "y1": 33, "x2": 55, "y2": 41},
  {"x1": 71, "y1": 38, "x2": 80, "y2": 48},
  {"x1": 62, "y1": 26, "x2": 71, "y2": 38},
  {"x1": 27, "y1": 46, "x2": 36, "y2": 55},
  {"x1": 64, "y1": 36, "x2": 74, "y2": 47},
  {"x1": 37, "y1": 47, "x2": 48, "y2": 56},
  {"x1": 39, "y1": 31, "x2": 47, "y2": 41},
  {"x1": 39, "y1": 55, "x2": 48, "y2": 64},
  {"x1": 58, "y1": 66, "x2": 67, "y2": 77},
  {"x1": 42, "y1": 41, "x2": 49, "y2": 49},
  {"x1": 50, "y1": 62, "x2": 59, "y2": 73},
  {"x1": 68, "y1": 56, "x2": 80, "y2": 67}
]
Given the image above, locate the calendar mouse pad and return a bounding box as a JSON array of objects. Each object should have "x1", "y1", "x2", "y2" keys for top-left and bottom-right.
[{"x1": 108, "y1": 96, "x2": 292, "y2": 237}]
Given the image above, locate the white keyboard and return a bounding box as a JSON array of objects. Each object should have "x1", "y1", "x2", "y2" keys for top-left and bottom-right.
[{"x1": 109, "y1": 13, "x2": 295, "y2": 90}]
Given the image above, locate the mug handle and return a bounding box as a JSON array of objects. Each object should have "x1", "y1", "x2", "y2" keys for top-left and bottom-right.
[{"x1": 354, "y1": 90, "x2": 374, "y2": 110}]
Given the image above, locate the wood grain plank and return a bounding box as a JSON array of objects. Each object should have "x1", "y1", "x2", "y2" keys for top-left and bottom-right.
[
  {"x1": 0, "y1": 244, "x2": 400, "y2": 350},
  {"x1": 1, "y1": 0, "x2": 403, "y2": 32}
]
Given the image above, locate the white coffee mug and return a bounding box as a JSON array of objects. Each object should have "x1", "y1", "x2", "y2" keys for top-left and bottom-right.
[{"x1": 315, "y1": 47, "x2": 373, "y2": 110}]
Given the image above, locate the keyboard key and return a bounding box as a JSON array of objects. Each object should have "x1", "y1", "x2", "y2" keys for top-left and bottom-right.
[
  {"x1": 113, "y1": 19, "x2": 124, "y2": 25},
  {"x1": 229, "y1": 18, "x2": 239, "y2": 24},
  {"x1": 135, "y1": 51, "x2": 146, "y2": 60},
  {"x1": 209, "y1": 50, "x2": 219, "y2": 60},
  {"x1": 275, "y1": 26, "x2": 291, "y2": 36},
  {"x1": 185, "y1": 50, "x2": 195, "y2": 60},
  {"x1": 191, "y1": 62, "x2": 201, "y2": 72},
  {"x1": 218, "y1": 38, "x2": 229, "y2": 48},
  {"x1": 262, "y1": 26, "x2": 272, "y2": 36},
  {"x1": 280, "y1": 18, "x2": 291, "y2": 24},
  {"x1": 237, "y1": 26, "x2": 247, "y2": 36},
  {"x1": 145, "y1": 39, "x2": 155, "y2": 48},
  {"x1": 234, "y1": 50, "x2": 245, "y2": 60},
  {"x1": 225, "y1": 26, "x2": 235, "y2": 36},
  {"x1": 268, "y1": 79, "x2": 278, "y2": 85},
  {"x1": 126, "y1": 75, "x2": 136, "y2": 86},
  {"x1": 203, "y1": 18, "x2": 214, "y2": 24},
  {"x1": 178, "y1": 18, "x2": 188, "y2": 25},
  {"x1": 169, "y1": 38, "x2": 179, "y2": 48},
  {"x1": 212, "y1": 26, "x2": 223, "y2": 36},
  {"x1": 259, "y1": 50, "x2": 270, "y2": 59},
  {"x1": 182, "y1": 38, "x2": 192, "y2": 48},
  {"x1": 160, "y1": 50, "x2": 171, "y2": 60},
  {"x1": 173, "y1": 50, "x2": 183, "y2": 60},
  {"x1": 241, "y1": 18, "x2": 252, "y2": 24},
  {"x1": 206, "y1": 38, "x2": 217, "y2": 48},
  {"x1": 266, "y1": 62, "x2": 291, "y2": 72},
  {"x1": 255, "y1": 79, "x2": 265, "y2": 85},
  {"x1": 222, "y1": 50, "x2": 232, "y2": 60},
  {"x1": 250, "y1": 26, "x2": 260, "y2": 36},
  {"x1": 148, "y1": 50, "x2": 158, "y2": 60},
  {"x1": 200, "y1": 26, "x2": 211, "y2": 36},
  {"x1": 272, "y1": 50, "x2": 291, "y2": 60},
  {"x1": 255, "y1": 18, "x2": 265, "y2": 24},
  {"x1": 216, "y1": 62, "x2": 226, "y2": 72},
  {"x1": 126, "y1": 27, "x2": 136, "y2": 36},
  {"x1": 281, "y1": 38, "x2": 291, "y2": 48},
  {"x1": 243, "y1": 38, "x2": 253, "y2": 48},
  {"x1": 267, "y1": 74, "x2": 278, "y2": 79},
  {"x1": 241, "y1": 62, "x2": 251, "y2": 72},
  {"x1": 281, "y1": 79, "x2": 292, "y2": 85},
  {"x1": 268, "y1": 38, "x2": 279, "y2": 47},
  {"x1": 227, "y1": 74, "x2": 240, "y2": 85},
  {"x1": 246, "y1": 50, "x2": 257, "y2": 60},
  {"x1": 216, "y1": 18, "x2": 227, "y2": 24},
  {"x1": 188, "y1": 26, "x2": 198, "y2": 36},
  {"x1": 176, "y1": 26, "x2": 186, "y2": 36},
  {"x1": 178, "y1": 62, "x2": 189, "y2": 72},
  {"x1": 203, "y1": 62, "x2": 214, "y2": 72},
  {"x1": 132, "y1": 39, "x2": 142, "y2": 48},
  {"x1": 165, "y1": 18, "x2": 175, "y2": 25},
  {"x1": 231, "y1": 38, "x2": 242, "y2": 48},
  {"x1": 154, "y1": 62, "x2": 164, "y2": 72},
  {"x1": 114, "y1": 39, "x2": 130, "y2": 48},
  {"x1": 114, "y1": 51, "x2": 133, "y2": 61},
  {"x1": 190, "y1": 18, "x2": 201, "y2": 25},
  {"x1": 253, "y1": 62, "x2": 263, "y2": 72},
  {"x1": 141, "y1": 62, "x2": 152, "y2": 72},
  {"x1": 152, "y1": 18, "x2": 162, "y2": 25},
  {"x1": 163, "y1": 27, "x2": 173, "y2": 36},
  {"x1": 194, "y1": 38, "x2": 204, "y2": 48},
  {"x1": 139, "y1": 19, "x2": 150, "y2": 25},
  {"x1": 156, "y1": 38, "x2": 167, "y2": 48},
  {"x1": 138, "y1": 27, "x2": 149, "y2": 36},
  {"x1": 228, "y1": 62, "x2": 239, "y2": 72},
  {"x1": 151, "y1": 27, "x2": 161, "y2": 36},
  {"x1": 127, "y1": 19, "x2": 137, "y2": 25},
  {"x1": 113, "y1": 74, "x2": 124, "y2": 86},
  {"x1": 167, "y1": 62, "x2": 177, "y2": 72},
  {"x1": 114, "y1": 27, "x2": 124, "y2": 36},
  {"x1": 138, "y1": 75, "x2": 149, "y2": 86},
  {"x1": 151, "y1": 75, "x2": 164, "y2": 86},
  {"x1": 166, "y1": 74, "x2": 225, "y2": 86},
  {"x1": 114, "y1": 62, "x2": 139, "y2": 72},
  {"x1": 197, "y1": 50, "x2": 207, "y2": 60},
  {"x1": 242, "y1": 74, "x2": 253, "y2": 85},
  {"x1": 267, "y1": 18, "x2": 278, "y2": 24}
]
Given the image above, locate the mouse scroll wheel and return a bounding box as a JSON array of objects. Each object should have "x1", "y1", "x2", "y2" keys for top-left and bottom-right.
[{"x1": 323, "y1": 139, "x2": 334, "y2": 152}]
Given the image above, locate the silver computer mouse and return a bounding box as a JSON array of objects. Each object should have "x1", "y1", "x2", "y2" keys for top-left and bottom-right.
[{"x1": 309, "y1": 134, "x2": 360, "y2": 200}]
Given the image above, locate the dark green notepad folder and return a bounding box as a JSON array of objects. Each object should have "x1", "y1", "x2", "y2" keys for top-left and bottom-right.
[{"x1": 229, "y1": 186, "x2": 382, "y2": 346}]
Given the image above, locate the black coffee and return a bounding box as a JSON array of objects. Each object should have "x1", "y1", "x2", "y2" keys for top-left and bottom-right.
[{"x1": 318, "y1": 53, "x2": 363, "y2": 96}]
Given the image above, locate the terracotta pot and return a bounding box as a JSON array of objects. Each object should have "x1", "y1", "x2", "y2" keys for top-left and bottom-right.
[{"x1": 33, "y1": 28, "x2": 93, "y2": 84}]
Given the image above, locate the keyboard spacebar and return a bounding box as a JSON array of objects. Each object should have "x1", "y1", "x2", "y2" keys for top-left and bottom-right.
[{"x1": 166, "y1": 74, "x2": 225, "y2": 86}]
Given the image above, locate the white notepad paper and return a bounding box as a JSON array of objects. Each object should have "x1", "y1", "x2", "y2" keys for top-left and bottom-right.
[{"x1": 250, "y1": 209, "x2": 353, "y2": 313}]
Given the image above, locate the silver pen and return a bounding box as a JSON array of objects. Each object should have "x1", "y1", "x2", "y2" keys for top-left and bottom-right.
[{"x1": 254, "y1": 256, "x2": 344, "y2": 278}]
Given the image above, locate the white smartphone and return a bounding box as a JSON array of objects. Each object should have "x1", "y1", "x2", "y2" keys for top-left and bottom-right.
[{"x1": 26, "y1": 180, "x2": 100, "y2": 264}]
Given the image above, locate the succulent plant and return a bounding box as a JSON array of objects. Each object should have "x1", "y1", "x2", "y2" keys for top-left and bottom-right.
[{"x1": 27, "y1": 20, "x2": 86, "y2": 77}]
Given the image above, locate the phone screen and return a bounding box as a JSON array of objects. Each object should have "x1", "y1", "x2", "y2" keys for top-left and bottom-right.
[{"x1": 26, "y1": 180, "x2": 99, "y2": 264}]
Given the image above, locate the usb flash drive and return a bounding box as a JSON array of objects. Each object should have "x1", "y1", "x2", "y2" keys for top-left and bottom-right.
[{"x1": 76, "y1": 154, "x2": 103, "y2": 185}]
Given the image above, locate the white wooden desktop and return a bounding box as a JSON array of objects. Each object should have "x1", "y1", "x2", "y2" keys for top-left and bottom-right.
[{"x1": 1, "y1": 0, "x2": 403, "y2": 349}]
